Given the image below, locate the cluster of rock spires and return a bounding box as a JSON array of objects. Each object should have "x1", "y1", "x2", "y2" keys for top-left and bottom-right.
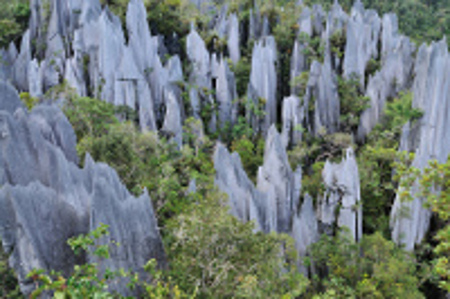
[
  {"x1": 214, "y1": 126, "x2": 362, "y2": 274},
  {"x1": 390, "y1": 39, "x2": 450, "y2": 251},
  {"x1": 0, "y1": 0, "x2": 449, "y2": 295},
  {"x1": 0, "y1": 81, "x2": 166, "y2": 295}
]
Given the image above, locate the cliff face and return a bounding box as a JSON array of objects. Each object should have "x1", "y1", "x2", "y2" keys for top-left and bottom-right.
[
  {"x1": 0, "y1": 82, "x2": 166, "y2": 296},
  {"x1": 390, "y1": 40, "x2": 450, "y2": 251},
  {"x1": 0, "y1": 0, "x2": 449, "y2": 295}
]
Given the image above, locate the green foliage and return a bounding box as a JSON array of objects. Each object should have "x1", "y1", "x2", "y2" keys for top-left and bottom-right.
[
  {"x1": 63, "y1": 95, "x2": 119, "y2": 141},
  {"x1": 395, "y1": 157, "x2": 450, "y2": 293},
  {"x1": 298, "y1": 33, "x2": 325, "y2": 64},
  {"x1": 358, "y1": 91, "x2": 423, "y2": 235},
  {"x1": 164, "y1": 184, "x2": 309, "y2": 298},
  {"x1": 230, "y1": 135, "x2": 264, "y2": 182},
  {"x1": 338, "y1": 75, "x2": 370, "y2": 133},
  {"x1": 290, "y1": 71, "x2": 309, "y2": 96},
  {"x1": 28, "y1": 224, "x2": 123, "y2": 299},
  {"x1": 19, "y1": 92, "x2": 39, "y2": 110},
  {"x1": 230, "y1": 57, "x2": 251, "y2": 98},
  {"x1": 0, "y1": 242, "x2": 22, "y2": 298},
  {"x1": 304, "y1": 0, "x2": 450, "y2": 46},
  {"x1": 309, "y1": 231, "x2": 424, "y2": 298},
  {"x1": 329, "y1": 29, "x2": 346, "y2": 59},
  {"x1": 0, "y1": 1, "x2": 30, "y2": 47},
  {"x1": 381, "y1": 91, "x2": 423, "y2": 133},
  {"x1": 272, "y1": 1, "x2": 303, "y2": 99}
]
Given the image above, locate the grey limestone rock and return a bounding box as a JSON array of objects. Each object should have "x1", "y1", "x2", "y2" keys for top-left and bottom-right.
[
  {"x1": 0, "y1": 92, "x2": 166, "y2": 295},
  {"x1": 0, "y1": 81, "x2": 25, "y2": 114},
  {"x1": 215, "y1": 57, "x2": 238, "y2": 129},
  {"x1": 312, "y1": 5, "x2": 325, "y2": 36},
  {"x1": 161, "y1": 90, "x2": 183, "y2": 149},
  {"x1": 28, "y1": 59, "x2": 43, "y2": 98},
  {"x1": 303, "y1": 57, "x2": 340, "y2": 136},
  {"x1": 291, "y1": 194, "x2": 318, "y2": 275},
  {"x1": 248, "y1": 36, "x2": 277, "y2": 134},
  {"x1": 0, "y1": 43, "x2": 18, "y2": 82},
  {"x1": 357, "y1": 13, "x2": 415, "y2": 140},
  {"x1": 214, "y1": 143, "x2": 255, "y2": 224},
  {"x1": 343, "y1": 2, "x2": 381, "y2": 86},
  {"x1": 319, "y1": 148, "x2": 362, "y2": 241},
  {"x1": 257, "y1": 125, "x2": 295, "y2": 233},
  {"x1": 390, "y1": 39, "x2": 450, "y2": 251},
  {"x1": 281, "y1": 95, "x2": 304, "y2": 148},
  {"x1": 213, "y1": 143, "x2": 270, "y2": 233},
  {"x1": 28, "y1": 104, "x2": 79, "y2": 164},
  {"x1": 227, "y1": 13, "x2": 241, "y2": 65},
  {"x1": 64, "y1": 56, "x2": 87, "y2": 97},
  {"x1": 13, "y1": 30, "x2": 32, "y2": 92},
  {"x1": 187, "y1": 27, "x2": 211, "y2": 89}
]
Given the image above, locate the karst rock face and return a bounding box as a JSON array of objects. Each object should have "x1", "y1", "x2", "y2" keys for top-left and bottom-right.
[
  {"x1": 319, "y1": 148, "x2": 362, "y2": 241},
  {"x1": 390, "y1": 39, "x2": 450, "y2": 251},
  {"x1": 247, "y1": 36, "x2": 278, "y2": 135},
  {"x1": 0, "y1": 83, "x2": 166, "y2": 296},
  {"x1": 0, "y1": 0, "x2": 449, "y2": 291},
  {"x1": 213, "y1": 127, "x2": 362, "y2": 273}
]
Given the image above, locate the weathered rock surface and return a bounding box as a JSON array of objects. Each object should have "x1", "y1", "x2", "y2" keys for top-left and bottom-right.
[
  {"x1": 303, "y1": 57, "x2": 340, "y2": 136},
  {"x1": 161, "y1": 90, "x2": 183, "y2": 148},
  {"x1": 247, "y1": 36, "x2": 277, "y2": 134},
  {"x1": 0, "y1": 91, "x2": 166, "y2": 295},
  {"x1": 357, "y1": 14, "x2": 415, "y2": 140},
  {"x1": 215, "y1": 57, "x2": 238, "y2": 129},
  {"x1": 0, "y1": 81, "x2": 25, "y2": 114},
  {"x1": 292, "y1": 193, "x2": 319, "y2": 275},
  {"x1": 319, "y1": 148, "x2": 362, "y2": 241},
  {"x1": 343, "y1": 1, "x2": 381, "y2": 86},
  {"x1": 281, "y1": 95, "x2": 304, "y2": 148},
  {"x1": 391, "y1": 39, "x2": 450, "y2": 251},
  {"x1": 227, "y1": 13, "x2": 241, "y2": 65},
  {"x1": 257, "y1": 126, "x2": 295, "y2": 233}
]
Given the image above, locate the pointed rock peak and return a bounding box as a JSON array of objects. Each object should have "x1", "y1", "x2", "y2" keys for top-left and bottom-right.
[
  {"x1": 302, "y1": 193, "x2": 315, "y2": 212},
  {"x1": 0, "y1": 81, "x2": 24, "y2": 114}
]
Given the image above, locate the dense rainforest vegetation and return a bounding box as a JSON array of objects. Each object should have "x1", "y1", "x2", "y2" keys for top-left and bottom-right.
[{"x1": 0, "y1": 0, "x2": 449, "y2": 298}]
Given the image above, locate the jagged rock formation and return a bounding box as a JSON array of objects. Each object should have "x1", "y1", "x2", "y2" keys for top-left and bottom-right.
[
  {"x1": 319, "y1": 148, "x2": 362, "y2": 241},
  {"x1": 214, "y1": 127, "x2": 361, "y2": 274},
  {"x1": 390, "y1": 39, "x2": 450, "y2": 251},
  {"x1": 0, "y1": 85, "x2": 166, "y2": 295},
  {"x1": 357, "y1": 14, "x2": 415, "y2": 140},
  {"x1": 214, "y1": 143, "x2": 261, "y2": 227},
  {"x1": 342, "y1": 0, "x2": 380, "y2": 86},
  {"x1": 0, "y1": 0, "x2": 448, "y2": 289},
  {"x1": 214, "y1": 56, "x2": 238, "y2": 129},
  {"x1": 292, "y1": 193, "x2": 319, "y2": 275},
  {"x1": 256, "y1": 126, "x2": 296, "y2": 233},
  {"x1": 303, "y1": 57, "x2": 340, "y2": 136},
  {"x1": 247, "y1": 37, "x2": 277, "y2": 134},
  {"x1": 281, "y1": 95, "x2": 304, "y2": 148}
]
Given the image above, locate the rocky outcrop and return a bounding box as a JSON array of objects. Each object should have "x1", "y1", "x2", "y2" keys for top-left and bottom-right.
[
  {"x1": 290, "y1": 7, "x2": 314, "y2": 96},
  {"x1": 161, "y1": 89, "x2": 183, "y2": 148},
  {"x1": 357, "y1": 14, "x2": 415, "y2": 140},
  {"x1": 343, "y1": 0, "x2": 381, "y2": 86},
  {"x1": 0, "y1": 89, "x2": 166, "y2": 295},
  {"x1": 215, "y1": 57, "x2": 238, "y2": 129},
  {"x1": 292, "y1": 193, "x2": 319, "y2": 275},
  {"x1": 319, "y1": 148, "x2": 362, "y2": 241},
  {"x1": 247, "y1": 36, "x2": 277, "y2": 134},
  {"x1": 390, "y1": 39, "x2": 450, "y2": 251},
  {"x1": 303, "y1": 57, "x2": 340, "y2": 136},
  {"x1": 227, "y1": 13, "x2": 241, "y2": 65},
  {"x1": 281, "y1": 95, "x2": 304, "y2": 148},
  {"x1": 256, "y1": 126, "x2": 296, "y2": 233},
  {"x1": 0, "y1": 81, "x2": 25, "y2": 114}
]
